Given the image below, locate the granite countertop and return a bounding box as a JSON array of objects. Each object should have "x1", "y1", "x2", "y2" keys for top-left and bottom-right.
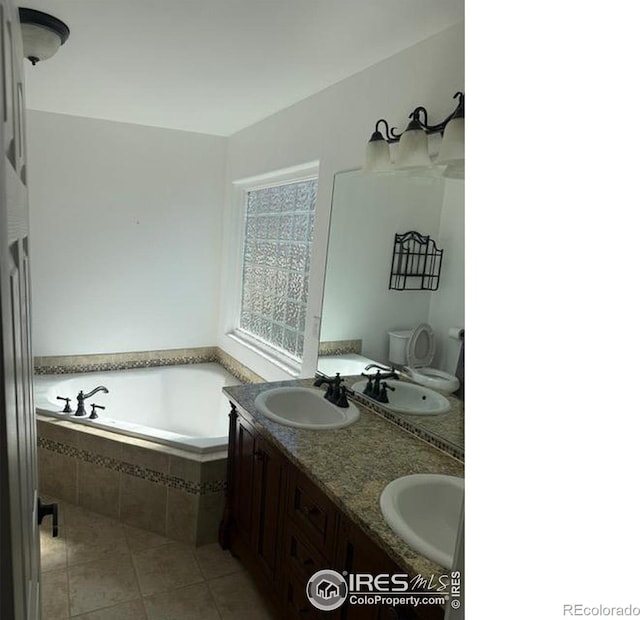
[{"x1": 223, "y1": 378, "x2": 464, "y2": 580}]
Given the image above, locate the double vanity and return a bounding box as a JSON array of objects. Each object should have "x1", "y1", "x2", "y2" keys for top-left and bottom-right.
[{"x1": 219, "y1": 375, "x2": 464, "y2": 620}]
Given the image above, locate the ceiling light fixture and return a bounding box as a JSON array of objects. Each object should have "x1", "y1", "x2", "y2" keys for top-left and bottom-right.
[
  {"x1": 19, "y1": 8, "x2": 70, "y2": 66},
  {"x1": 364, "y1": 92, "x2": 464, "y2": 175}
]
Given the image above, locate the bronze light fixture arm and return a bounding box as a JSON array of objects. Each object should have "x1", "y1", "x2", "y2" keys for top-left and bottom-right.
[
  {"x1": 368, "y1": 118, "x2": 403, "y2": 144},
  {"x1": 372, "y1": 92, "x2": 465, "y2": 143},
  {"x1": 421, "y1": 91, "x2": 464, "y2": 136}
]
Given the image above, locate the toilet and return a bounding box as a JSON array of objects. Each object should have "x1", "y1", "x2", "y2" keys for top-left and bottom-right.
[{"x1": 388, "y1": 323, "x2": 460, "y2": 395}]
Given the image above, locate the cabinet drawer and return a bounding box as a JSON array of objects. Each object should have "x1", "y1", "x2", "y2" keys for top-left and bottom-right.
[
  {"x1": 288, "y1": 468, "x2": 336, "y2": 556},
  {"x1": 282, "y1": 516, "x2": 329, "y2": 583}
]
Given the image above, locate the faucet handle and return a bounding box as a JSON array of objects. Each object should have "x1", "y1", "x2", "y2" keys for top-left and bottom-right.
[
  {"x1": 360, "y1": 374, "x2": 374, "y2": 396},
  {"x1": 378, "y1": 382, "x2": 396, "y2": 404},
  {"x1": 335, "y1": 386, "x2": 350, "y2": 408},
  {"x1": 89, "y1": 404, "x2": 105, "y2": 419},
  {"x1": 56, "y1": 396, "x2": 72, "y2": 413}
]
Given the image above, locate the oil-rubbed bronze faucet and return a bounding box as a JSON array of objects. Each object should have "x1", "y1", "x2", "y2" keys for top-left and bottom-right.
[
  {"x1": 360, "y1": 367, "x2": 399, "y2": 402},
  {"x1": 74, "y1": 386, "x2": 109, "y2": 416},
  {"x1": 313, "y1": 372, "x2": 351, "y2": 408}
]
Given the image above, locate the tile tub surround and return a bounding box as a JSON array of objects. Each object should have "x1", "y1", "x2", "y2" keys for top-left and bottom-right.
[
  {"x1": 34, "y1": 345, "x2": 265, "y2": 385},
  {"x1": 223, "y1": 379, "x2": 464, "y2": 580},
  {"x1": 37, "y1": 417, "x2": 228, "y2": 546},
  {"x1": 318, "y1": 339, "x2": 362, "y2": 356}
]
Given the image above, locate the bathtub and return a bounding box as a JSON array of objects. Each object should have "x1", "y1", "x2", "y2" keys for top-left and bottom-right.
[
  {"x1": 317, "y1": 353, "x2": 382, "y2": 377},
  {"x1": 34, "y1": 363, "x2": 240, "y2": 454}
]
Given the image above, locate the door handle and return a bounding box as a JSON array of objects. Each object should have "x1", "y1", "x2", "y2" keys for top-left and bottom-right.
[{"x1": 37, "y1": 498, "x2": 58, "y2": 537}]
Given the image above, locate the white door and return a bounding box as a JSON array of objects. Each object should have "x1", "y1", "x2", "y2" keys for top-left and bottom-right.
[{"x1": 0, "y1": 1, "x2": 41, "y2": 618}]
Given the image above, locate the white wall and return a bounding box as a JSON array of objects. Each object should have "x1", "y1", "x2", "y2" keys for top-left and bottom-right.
[
  {"x1": 428, "y1": 179, "x2": 464, "y2": 374},
  {"x1": 26, "y1": 112, "x2": 227, "y2": 356},
  {"x1": 218, "y1": 22, "x2": 464, "y2": 380},
  {"x1": 321, "y1": 171, "x2": 445, "y2": 364}
]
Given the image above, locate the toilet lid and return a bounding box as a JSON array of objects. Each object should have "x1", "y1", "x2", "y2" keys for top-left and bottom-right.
[{"x1": 406, "y1": 323, "x2": 436, "y2": 368}]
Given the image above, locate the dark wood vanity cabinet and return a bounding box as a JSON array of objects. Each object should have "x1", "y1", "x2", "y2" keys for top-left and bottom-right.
[
  {"x1": 224, "y1": 407, "x2": 284, "y2": 582},
  {"x1": 220, "y1": 403, "x2": 444, "y2": 620}
]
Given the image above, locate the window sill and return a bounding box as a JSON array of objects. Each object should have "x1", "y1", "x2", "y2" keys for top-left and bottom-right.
[{"x1": 227, "y1": 331, "x2": 301, "y2": 378}]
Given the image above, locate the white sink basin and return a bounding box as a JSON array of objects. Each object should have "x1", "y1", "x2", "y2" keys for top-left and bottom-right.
[
  {"x1": 254, "y1": 387, "x2": 360, "y2": 430},
  {"x1": 380, "y1": 474, "x2": 464, "y2": 569},
  {"x1": 351, "y1": 379, "x2": 450, "y2": 415}
]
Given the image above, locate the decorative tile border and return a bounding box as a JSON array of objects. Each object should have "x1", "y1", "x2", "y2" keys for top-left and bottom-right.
[
  {"x1": 37, "y1": 436, "x2": 227, "y2": 496},
  {"x1": 318, "y1": 339, "x2": 362, "y2": 356},
  {"x1": 215, "y1": 348, "x2": 264, "y2": 384},
  {"x1": 348, "y1": 390, "x2": 464, "y2": 462},
  {"x1": 33, "y1": 346, "x2": 267, "y2": 387},
  {"x1": 34, "y1": 347, "x2": 219, "y2": 375}
]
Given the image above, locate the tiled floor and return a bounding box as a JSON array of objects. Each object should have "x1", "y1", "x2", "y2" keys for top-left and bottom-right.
[{"x1": 39, "y1": 498, "x2": 277, "y2": 619}]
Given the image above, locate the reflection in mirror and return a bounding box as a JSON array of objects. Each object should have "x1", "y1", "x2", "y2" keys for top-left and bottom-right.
[{"x1": 317, "y1": 169, "x2": 464, "y2": 455}]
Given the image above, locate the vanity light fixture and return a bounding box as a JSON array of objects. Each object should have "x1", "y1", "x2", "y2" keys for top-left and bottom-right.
[
  {"x1": 364, "y1": 92, "x2": 464, "y2": 174},
  {"x1": 19, "y1": 8, "x2": 70, "y2": 66}
]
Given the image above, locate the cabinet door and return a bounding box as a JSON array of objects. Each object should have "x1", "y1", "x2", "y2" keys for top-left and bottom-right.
[
  {"x1": 335, "y1": 516, "x2": 390, "y2": 620},
  {"x1": 251, "y1": 435, "x2": 284, "y2": 580},
  {"x1": 335, "y1": 517, "x2": 444, "y2": 620},
  {"x1": 234, "y1": 418, "x2": 257, "y2": 539}
]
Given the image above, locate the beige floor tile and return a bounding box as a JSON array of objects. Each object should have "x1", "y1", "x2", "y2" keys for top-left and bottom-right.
[
  {"x1": 123, "y1": 525, "x2": 173, "y2": 553},
  {"x1": 65, "y1": 514, "x2": 128, "y2": 566},
  {"x1": 70, "y1": 598, "x2": 147, "y2": 619},
  {"x1": 132, "y1": 543, "x2": 203, "y2": 597},
  {"x1": 195, "y1": 543, "x2": 243, "y2": 581},
  {"x1": 41, "y1": 568, "x2": 69, "y2": 619},
  {"x1": 208, "y1": 571, "x2": 276, "y2": 620},
  {"x1": 40, "y1": 527, "x2": 67, "y2": 573},
  {"x1": 143, "y1": 582, "x2": 221, "y2": 620},
  {"x1": 68, "y1": 552, "x2": 140, "y2": 616}
]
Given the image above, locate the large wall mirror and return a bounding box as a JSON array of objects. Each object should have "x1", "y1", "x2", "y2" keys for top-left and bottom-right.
[{"x1": 317, "y1": 168, "x2": 464, "y2": 454}]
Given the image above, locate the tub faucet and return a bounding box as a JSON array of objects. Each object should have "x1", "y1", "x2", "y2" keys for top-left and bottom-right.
[{"x1": 74, "y1": 386, "x2": 109, "y2": 416}]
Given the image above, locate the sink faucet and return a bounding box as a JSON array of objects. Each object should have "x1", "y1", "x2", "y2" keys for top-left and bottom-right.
[
  {"x1": 313, "y1": 372, "x2": 351, "y2": 408},
  {"x1": 360, "y1": 368, "x2": 399, "y2": 403},
  {"x1": 364, "y1": 362, "x2": 397, "y2": 374},
  {"x1": 74, "y1": 386, "x2": 109, "y2": 416}
]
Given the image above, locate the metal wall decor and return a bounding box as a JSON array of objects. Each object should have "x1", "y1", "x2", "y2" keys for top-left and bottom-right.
[{"x1": 389, "y1": 231, "x2": 443, "y2": 291}]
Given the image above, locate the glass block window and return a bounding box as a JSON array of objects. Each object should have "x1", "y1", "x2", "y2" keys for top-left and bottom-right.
[{"x1": 239, "y1": 178, "x2": 317, "y2": 361}]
